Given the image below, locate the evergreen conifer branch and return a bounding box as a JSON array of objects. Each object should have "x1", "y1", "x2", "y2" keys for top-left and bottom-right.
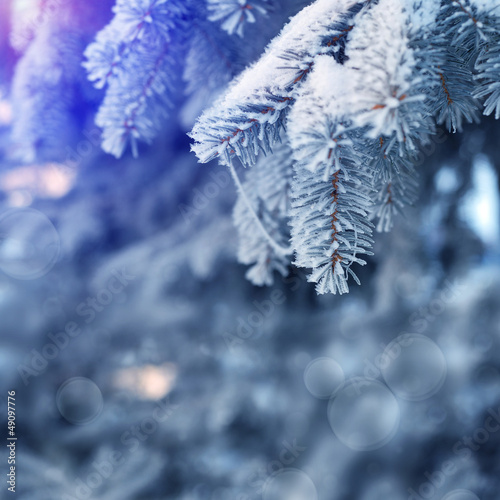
[
  {"x1": 189, "y1": 0, "x2": 500, "y2": 293},
  {"x1": 189, "y1": 0, "x2": 365, "y2": 166},
  {"x1": 207, "y1": 0, "x2": 271, "y2": 37},
  {"x1": 70, "y1": 0, "x2": 500, "y2": 294},
  {"x1": 83, "y1": 0, "x2": 187, "y2": 157},
  {"x1": 233, "y1": 142, "x2": 293, "y2": 285}
]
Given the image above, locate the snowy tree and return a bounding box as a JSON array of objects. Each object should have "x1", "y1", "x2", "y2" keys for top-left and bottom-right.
[
  {"x1": 190, "y1": 0, "x2": 500, "y2": 294},
  {"x1": 2, "y1": 1, "x2": 500, "y2": 500},
  {"x1": 13, "y1": 0, "x2": 499, "y2": 295}
]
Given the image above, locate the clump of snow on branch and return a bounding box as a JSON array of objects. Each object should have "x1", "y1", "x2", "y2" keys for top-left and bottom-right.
[{"x1": 189, "y1": 0, "x2": 500, "y2": 294}]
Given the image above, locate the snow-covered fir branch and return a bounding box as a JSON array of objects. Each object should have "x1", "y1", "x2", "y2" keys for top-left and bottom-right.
[
  {"x1": 288, "y1": 83, "x2": 374, "y2": 295},
  {"x1": 189, "y1": 0, "x2": 500, "y2": 294},
  {"x1": 27, "y1": 0, "x2": 497, "y2": 294},
  {"x1": 9, "y1": 0, "x2": 106, "y2": 162},
  {"x1": 207, "y1": 0, "x2": 272, "y2": 37},
  {"x1": 83, "y1": 0, "x2": 188, "y2": 157},
  {"x1": 189, "y1": 0, "x2": 364, "y2": 166},
  {"x1": 233, "y1": 141, "x2": 293, "y2": 286},
  {"x1": 81, "y1": 0, "x2": 298, "y2": 158}
]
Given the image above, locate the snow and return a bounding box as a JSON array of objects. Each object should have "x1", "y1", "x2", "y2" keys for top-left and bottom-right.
[
  {"x1": 222, "y1": 0, "x2": 359, "y2": 102},
  {"x1": 4, "y1": 0, "x2": 500, "y2": 497}
]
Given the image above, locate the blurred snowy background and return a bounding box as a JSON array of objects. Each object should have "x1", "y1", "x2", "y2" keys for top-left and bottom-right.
[{"x1": 0, "y1": 1, "x2": 500, "y2": 500}]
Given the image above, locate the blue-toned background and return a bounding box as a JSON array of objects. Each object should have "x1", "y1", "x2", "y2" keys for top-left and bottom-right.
[{"x1": 0, "y1": 1, "x2": 500, "y2": 499}]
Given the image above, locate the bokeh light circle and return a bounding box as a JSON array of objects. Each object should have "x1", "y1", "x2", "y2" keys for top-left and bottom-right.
[
  {"x1": 442, "y1": 490, "x2": 480, "y2": 500},
  {"x1": 56, "y1": 377, "x2": 103, "y2": 425},
  {"x1": 0, "y1": 208, "x2": 60, "y2": 279},
  {"x1": 262, "y1": 468, "x2": 317, "y2": 500},
  {"x1": 304, "y1": 357, "x2": 345, "y2": 399},
  {"x1": 380, "y1": 334, "x2": 447, "y2": 401},
  {"x1": 327, "y1": 378, "x2": 400, "y2": 451}
]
